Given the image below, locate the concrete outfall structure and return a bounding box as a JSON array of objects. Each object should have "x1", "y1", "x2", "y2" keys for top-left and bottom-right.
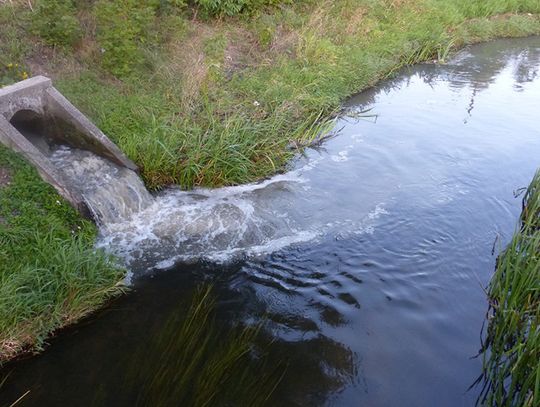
[{"x1": 0, "y1": 76, "x2": 137, "y2": 218}]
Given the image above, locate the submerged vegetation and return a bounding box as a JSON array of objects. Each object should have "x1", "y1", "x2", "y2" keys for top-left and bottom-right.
[
  {"x1": 128, "y1": 285, "x2": 284, "y2": 407},
  {"x1": 477, "y1": 171, "x2": 540, "y2": 406},
  {"x1": 0, "y1": 145, "x2": 124, "y2": 363}
]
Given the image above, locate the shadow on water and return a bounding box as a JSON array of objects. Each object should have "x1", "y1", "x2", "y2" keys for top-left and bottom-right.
[
  {"x1": 1, "y1": 37, "x2": 540, "y2": 406},
  {"x1": 0, "y1": 264, "x2": 355, "y2": 407}
]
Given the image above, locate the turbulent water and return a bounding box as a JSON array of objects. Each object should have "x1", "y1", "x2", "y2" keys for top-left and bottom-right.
[
  {"x1": 97, "y1": 160, "x2": 391, "y2": 273},
  {"x1": 2, "y1": 37, "x2": 540, "y2": 407},
  {"x1": 49, "y1": 145, "x2": 153, "y2": 224}
]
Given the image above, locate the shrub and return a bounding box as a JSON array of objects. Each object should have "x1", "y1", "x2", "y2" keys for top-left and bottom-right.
[
  {"x1": 195, "y1": 0, "x2": 248, "y2": 16},
  {"x1": 94, "y1": 0, "x2": 159, "y2": 77},
  {"x1": 31, "y1": 0, "x2": 81, "y2": 47},
  {"x1": 194, "y1": 0, "x2": 289, "y2": 17}
]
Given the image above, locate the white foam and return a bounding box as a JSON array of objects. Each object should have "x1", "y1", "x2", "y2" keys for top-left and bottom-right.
[
  {"x1": 71, "y1": 137, "x2": 390, "y2": 274},
  {"x1": 330, "y1": 150, "x2": 349, "y2": 162}
]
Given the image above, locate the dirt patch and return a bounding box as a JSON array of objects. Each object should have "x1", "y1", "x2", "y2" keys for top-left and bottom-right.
[
  {"x1": 0, "y1": 166, "x2": 12, "y2": 188},
  {"x1": 24, "y1": 43, "x2": 85, "y2": 80}
]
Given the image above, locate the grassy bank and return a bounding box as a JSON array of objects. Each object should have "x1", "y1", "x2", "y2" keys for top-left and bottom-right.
[
  {"x1": 1, "y1": 0, "x2": 540, "y2": 364},
  {"x1": 0, "y1": 145, "x2": 124, "y2": 363},
  {"x1": 477, "y1": 171, "x2": 540, "y2": 406},
  {"x1": 2, "y1": 1, "x2": 540, "y2": 190}
]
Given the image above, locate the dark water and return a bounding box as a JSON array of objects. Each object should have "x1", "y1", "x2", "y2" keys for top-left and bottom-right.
[{"x1": 2, "y1": 37, "x2": 540, "y2": 406}]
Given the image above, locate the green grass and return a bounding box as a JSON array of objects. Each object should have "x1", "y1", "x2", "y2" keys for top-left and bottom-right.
[
  {"x1": 477, "y1": 171, "x2": 540, "y2": 406},
  {"x1": 3, "y1": 1, "x2": 540, "y2": 190},
  {"x1": 0, "y1": 145, "x2": 125, "y2": 363},
  {"x1": 126, "y1": 285, "x2": 284, "y2": 407}
]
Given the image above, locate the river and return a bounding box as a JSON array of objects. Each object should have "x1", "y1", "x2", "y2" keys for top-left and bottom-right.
[{"x1": 1, "y1": 37, "x2": 539, "y2": 406}]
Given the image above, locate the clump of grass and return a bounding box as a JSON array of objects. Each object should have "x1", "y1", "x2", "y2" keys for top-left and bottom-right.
[
  {"x1": 128, "y1": 285, "x2": 285, "y2": 406},
  {"x1": 31, "y1": 0, "x2": 81, "y2": 48},
  {"x1": 0, "y1": 145, "x2": 125, "y2": 363},
  {"x1": 476, "y1": 170, "x2": 540, "y2": 406}
]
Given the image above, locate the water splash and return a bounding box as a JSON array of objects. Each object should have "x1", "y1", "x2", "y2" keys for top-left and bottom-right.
[
  {"x1": 49, "y1": 145, "x2": 153, "y2": 224},
  {"x1": 49, "y1": 138, "x2": 388, "y2": 275}
]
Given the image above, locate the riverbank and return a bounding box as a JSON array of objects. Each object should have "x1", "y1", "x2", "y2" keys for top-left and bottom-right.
[
  {"x1": 0, "y1": 145, "x2": 124, "y2": 363},
  {"x1": 478, "y1": 171, "x2": 540, "y2": 406},
  {"x1": 2, "y1": 1, "x2": 540, "y2": 190},
  {"x1": 1, "y1": 0, "x2": 540, "y2": 363}
]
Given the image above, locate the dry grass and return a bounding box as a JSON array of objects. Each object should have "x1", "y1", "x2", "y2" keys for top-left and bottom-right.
[
  {"x1": 158, "y1": 23, "x2": 215, "y2": 113},
  {"x1": 343, "y1": 6, "x2": 368, "y2": 37}
]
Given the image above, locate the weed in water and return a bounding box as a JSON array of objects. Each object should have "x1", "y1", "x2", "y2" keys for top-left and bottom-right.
[
  {"x1": 125, "y1": 285, "x2": 285, "y2": 407},
  {"x1": 475, "y1": 170, "x2": 540, "y2": 406}
]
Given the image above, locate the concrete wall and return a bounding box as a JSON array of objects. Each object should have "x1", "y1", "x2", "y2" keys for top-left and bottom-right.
[{"x1": 0, "y1": 76, "x2": 138, "y2": 217}]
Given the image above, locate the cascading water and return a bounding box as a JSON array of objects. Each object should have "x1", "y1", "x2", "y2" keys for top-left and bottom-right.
[
  {"x1": 49, "y1": 143, "x2": 382, "y2": 273},
  {"x1": 49, "y1": 145, "x2": 153, "y2": 225},
  {"x1": 94, "y1": 156, "x2": 389, "y2": 273}
]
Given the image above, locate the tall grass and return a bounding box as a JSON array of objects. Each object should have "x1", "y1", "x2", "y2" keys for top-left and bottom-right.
[
  {"x1": 0, "y1": 146, "x2": 125, "y2": 363},
  {"x1": 3, "y1": 1, "x2": 540, "y2": 189},
  {"x1": 128, "y1": 285, "x2": 285, "y2": 407},
  {"x1": 476, "y1": 170, "x2": 540, "y2": 406}
]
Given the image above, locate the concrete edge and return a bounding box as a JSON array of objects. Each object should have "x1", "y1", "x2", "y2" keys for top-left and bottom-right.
[
  {"x1": 0, "y1": 115, "x2": 91, "y2": 217},
  {"x1": 44, "y1": 87, "x2": 138, "y2": 171}
]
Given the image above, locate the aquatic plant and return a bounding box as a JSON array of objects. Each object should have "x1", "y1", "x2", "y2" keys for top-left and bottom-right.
[
  {"x1": 476, "y1": 170, "x2": 540, "y2": 406},
  {"x1": 127, "y1": 285, "x2": 285, "y2": 407},
  {"x1": 0, "y1": 373, "x2": 30, "y2": 406}
]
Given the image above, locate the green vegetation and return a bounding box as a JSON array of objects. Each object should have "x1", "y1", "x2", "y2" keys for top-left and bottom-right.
[
  {"x1": 0, "y1": 63, "x2": 28, "y2": 87},
  {"x1": 128, "y1": 285, "x2": 283, "y2": 406},
  {"x1": 0, "y1": 145, "x2": 124, "y2": 363},
  {"x1": 477, "y1": 171, "x2": 540, "y2": 406},
  {"x1": 31, "y1": 0, "x2": 81, "y2": 47},
  {"x1": 1, "y1": 0, "x2": 540, "y2": 364},
  {"x1": 2, "y1": 0, "x2": 540, "y2": 189}
]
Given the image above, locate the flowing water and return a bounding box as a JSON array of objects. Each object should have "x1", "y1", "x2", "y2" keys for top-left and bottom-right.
[
  {"x1": 49, "y1": 145, "x2": 153, "y2": 224},
  {"x1": 1, "y1": 37, "x2": 540, "y2": 406}
]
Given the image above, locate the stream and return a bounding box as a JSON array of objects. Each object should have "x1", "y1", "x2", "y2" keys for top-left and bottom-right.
[{"x1": 1, "y1": 37, "x2": 540, "y2": 406}]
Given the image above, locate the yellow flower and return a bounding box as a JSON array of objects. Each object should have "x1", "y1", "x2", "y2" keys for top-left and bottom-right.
[
  {"x1": 7, "y1": 63, "x2": 13, "y2": 68},
  {"x1": 22, "y1": 72, "x2": 28, "y2": 80}
]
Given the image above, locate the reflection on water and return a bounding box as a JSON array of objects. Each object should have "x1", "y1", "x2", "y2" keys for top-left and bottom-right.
[
  {"x1": 1, "y1": 37, "x2": 540, "y2": 406},
  {"x1": 0, "y1": 267, "x2": 355, "y2": 406}
]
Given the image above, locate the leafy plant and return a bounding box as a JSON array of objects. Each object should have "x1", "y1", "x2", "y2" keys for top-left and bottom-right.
[
  {"x1": 94, "y1": 0, "x2": 159, "y2": 77},
  {"x1": 0, "y1": 63, "x2": 29, "y2": 87},
  {"x1": 194, "y1": 0, "x2": 289, "y2": 17},
  {"x1": 31, "y1": 0, "x2": 81, "y2": 47}
]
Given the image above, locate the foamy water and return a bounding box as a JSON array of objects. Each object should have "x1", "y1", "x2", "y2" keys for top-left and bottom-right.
[
  {"x1": 49, "y1": 142, "x2": 389, "y2": 274},
  {"x1": 50, "y1": 146, "x2": 153, "y2": 224},
  {"x1": 92, "y1": 154, "x2": 388, "y2": 273}
]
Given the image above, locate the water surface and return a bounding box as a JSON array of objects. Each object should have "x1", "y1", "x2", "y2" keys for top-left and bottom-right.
[{"x1": 1, "y1": 37, "x2": 540, "y2": 406}]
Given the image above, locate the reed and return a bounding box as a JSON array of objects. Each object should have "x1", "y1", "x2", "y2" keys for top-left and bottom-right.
[
  {"x1": 476, "y1": 170, "x2": 540, "y2": 406},
  {"x1": 128, "y1": 285, "x2": 285, "y2": 407}
]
